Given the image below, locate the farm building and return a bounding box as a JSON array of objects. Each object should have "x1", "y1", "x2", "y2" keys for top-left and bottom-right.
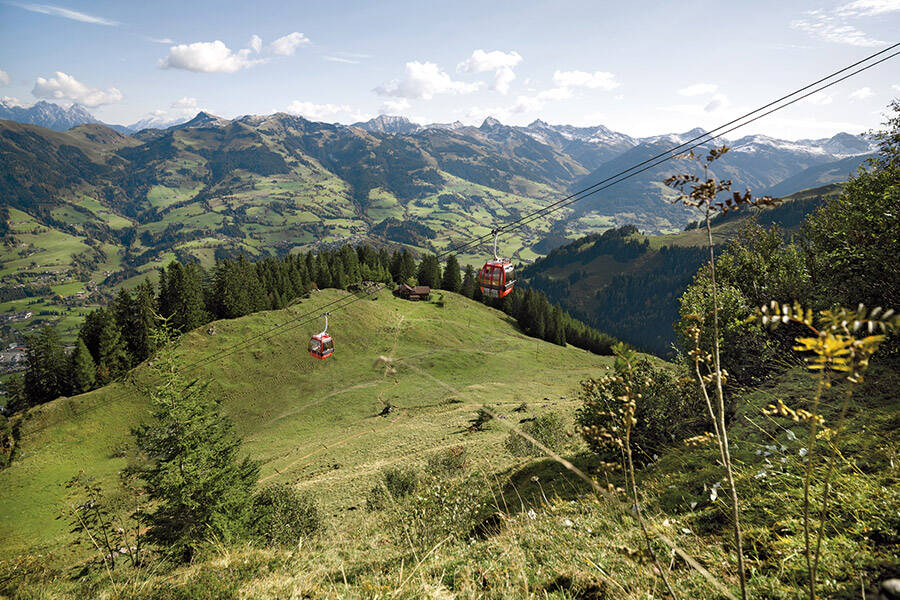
[{"x1": 395, "y1": 284, "x2": 430, "y2": 301}]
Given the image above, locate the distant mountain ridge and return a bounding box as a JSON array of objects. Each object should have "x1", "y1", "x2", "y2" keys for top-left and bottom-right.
[
  {"x1": 0, "y1": 100, "x2": 108, "y2": 132},
  {"x1": 0, "y1": 105, "x2": 876, "y2": 245}
]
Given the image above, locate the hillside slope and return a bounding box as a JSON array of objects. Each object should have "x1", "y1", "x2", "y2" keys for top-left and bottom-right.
[
  {"x1": 0, "y1": 289, "x2": 612, "y2": 559},
  {"x1": 522, "y1": 184, "x2": 841, "y2": 355}
]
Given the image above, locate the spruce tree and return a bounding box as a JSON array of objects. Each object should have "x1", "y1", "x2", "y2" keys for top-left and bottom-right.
[
  {"x1": 128, "y1": 280, "x2": 158, "y2": 362},
  {"x1": 389, "y1": 250, "x2": 403, "y2": 281},
  {"x1": 441, "y1": 255, "x2": 462, "y2": 293},
  {"x1": 4, "y1": 374, "x2": 27, "y2": 414},
  {"x1": 333, "y1": 261, "x2": 348, "y2": 289},
  {"x1": 24, "y1": 327, "x2": 67, "y2": 406},
  {"x1": 131, "y1": 327, "x2": 259, "y2": 561},
  {"x1": 461, "y1": 264, "x2": 476, "y2": 299},
  {"x1": 399, "y1": 250, "x2": 417, "y2": 284},
  {"x1": 417, "y1": 254, "x2": 442, "y2": 288},
  {"x1": 159, "y1": 262, "x2": 208, "y2": 332},
  {"x1": 68, "y1": 338, "x2": 96, "y2": 394},
  {"x1": 79, "y1": 308, "x2": 107, "y2": 363},
  {"x1": 96, "y1": 318, "x2": 129, "y2": 385}
]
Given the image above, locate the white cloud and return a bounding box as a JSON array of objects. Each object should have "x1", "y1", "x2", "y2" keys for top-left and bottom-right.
[
  {"x1": 457, "y1": 49, "x2": 522, "y2": 72},
  {"x1": 790, "y1": 2, "x2": 892, "y2": 47},
  {"x1": 171, "y1": 96, "x2": 198, "y2": 109},
  {"x1": 457, "y1": 50, "x2": 523, "y2": 94},
  {"x1": 490, "y1": 67, "x2": 517, "y2": 94},
  {"x1": 379, "y1": 99, "x2": 411, "y2": 114},
  {"x1": 268, "y1": 32, "x2": 310, "y2": 56},
  {"x1": 704, "y1": 93, "x2": 729, "y2": 113},
  {"x1": 1, "y1": 96, "x2": 26, "y2": 107},
  {"x1": 249, "y1": 34, "x2": 262, "y2": 54},
  {"x1": 803, "y1": 91, "x2": 834, "y2": 105},
  {"x1": 791, "y1": 16, "x2": 886, "y2": 46},
  {"x1": 552, "y1": 70, "x2": 620, "y2": 90},
  {"x1": 285, "y1": 100, "x2": 368, "y2": 122},
  {"x1": 324, "y1": 56, "x2": 360, "y2": 64},
  {"x1": 496, "y1": 69, "x2": 616, "y2": 116},
  {"x1": 0, "y1": 70, "x2": 9, "y2": 86},
  {"x1": 376, "y1": 61, "x2": 480, "y2": 100},
  {"x1": 159, "y1": 40, "x2": 263, "y2": 73},
  {"x1": 9, "y1": 2, "x2": 119, "y2": 26},
  {"x1": 32, "y1": 72, "x2": 122, "y2": 107},
  {"x1": 849, "y1": 86, "x2": 875, "y2": 100},
  {"x1": 147, "y1": 36, "x2": 174, "y2": 44},
  {"x1": 678, "y1": 83, "x2": 718, "y2": 96},
  {"x1": 835, "y1": 0, "x2": 900, "y2": 17},
  {"x1": 893, "y1": 84, "x2": 900, "y2": 92},
  {"x1": 660, "y1": 93, "x2": 736, "y2": 118}
]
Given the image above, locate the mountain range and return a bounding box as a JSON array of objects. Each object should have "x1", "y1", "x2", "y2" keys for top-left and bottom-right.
[{"x1": 0, "y1": 104, "x2": 875, "y2": 286}]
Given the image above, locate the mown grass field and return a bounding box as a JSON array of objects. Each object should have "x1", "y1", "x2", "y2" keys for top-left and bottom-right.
[{"x1": 0, "y1": 290, "x2": 612, "y2": 561}]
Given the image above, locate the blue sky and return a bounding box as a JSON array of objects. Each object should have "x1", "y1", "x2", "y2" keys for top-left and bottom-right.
[{"x1": 0, "y1": 0, "x2": 898, "y2": 138}]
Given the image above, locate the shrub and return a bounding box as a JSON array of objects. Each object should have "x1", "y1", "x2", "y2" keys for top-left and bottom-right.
[
  {"x1": 504, "y1": 412, "x2": 567, "y2": 457},
  {"x1": 366, "y1": 466, "x2": 419, "y2": 511},
  {"x1": 250, "y1": 484, "x2": 321, "y2": 547},
  {"x1": 382, "y1": 466, "x2": 418, "y2": 499},
  {"x1": 426, "y1": 445, "x2": 469, "y2": 476},
  {"x1": 576, "y1": 360, "x2": 704, "y2": 464},
  {"x1": 388, "y1": 474, "x2": 493, "y2": 549}
]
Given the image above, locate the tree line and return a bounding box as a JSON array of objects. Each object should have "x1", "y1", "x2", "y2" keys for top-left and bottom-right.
[{"x1": 5, "y1": 244, "x2": 619, "y2": 414}]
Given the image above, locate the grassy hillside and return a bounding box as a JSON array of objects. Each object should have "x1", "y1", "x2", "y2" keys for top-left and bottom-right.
[
  {"x1": 0, "y1": 289, "x2": 613, "y2": 560},
  {"x1": 6, "y1": 345, "x2": 897, "y2": 598}
]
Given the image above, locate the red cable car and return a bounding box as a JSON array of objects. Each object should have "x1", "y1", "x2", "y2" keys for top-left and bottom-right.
[
  {"x1": 309, "y1": 314, "x2": 334, "y2": 359},
  {"x1": 479, "y1": 229, "x2": 516, "y2": 299}
]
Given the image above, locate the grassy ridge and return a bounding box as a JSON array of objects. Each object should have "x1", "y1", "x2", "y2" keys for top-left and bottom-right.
[{"x1": 0, "y1": 289, "x2": 611, "y2": 560}]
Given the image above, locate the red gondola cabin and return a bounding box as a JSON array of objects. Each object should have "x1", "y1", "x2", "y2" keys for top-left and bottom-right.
[
  {"x1": 308, "y1": 332, "x2": 334, "y2": 359},
  {"x1": 479, "y1": 259, "x2": 515, "y2": 298}
]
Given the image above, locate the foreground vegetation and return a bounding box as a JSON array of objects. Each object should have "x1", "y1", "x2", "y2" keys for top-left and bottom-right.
[{"x1": 0, "y1": 105, "x2": 897, "y2": 599}]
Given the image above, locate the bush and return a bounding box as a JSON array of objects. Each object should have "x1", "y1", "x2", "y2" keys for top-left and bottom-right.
[
  {"x1": 250, "y1": 484, "x2": 321, "y2": 547},
  {"x1": 576, "y1": 360, "x2": 705, "y2": 464},
  {"x1": 382, "y1": 466, "x2": 418, "y2": 498},
  {"x1": 504, "y1": 412, "x2": 567, "y2": 457},
  {"x1": 426, "y1": 445, "x2": 469, "y2": 476},
  {"x1": 388, "y1": 474, "x2": 493, "y2": 549},
  {"x1": 366, "y1": 466, "x2": 419, "y2": 511}
]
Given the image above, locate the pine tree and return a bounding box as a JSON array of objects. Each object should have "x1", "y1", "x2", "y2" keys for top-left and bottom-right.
[
  {"x1": 333, "y1": 261, "x2": 348, "y2": 289},
  {"x1": 461, "y1": 265, "x2": 477, "y2": 298},
  {"x1": 111, "y1": 288, "x2": 135, "y2": 366},
  {"x1": 68, "y1": 338, "x2": 96, "y2": 394},
  {"x1": 129, "y1": 280, "x2": 158, "y2": 362},
  {"x1": 79, "y1": 308, "x2": 107, "y2": 363},
  {"x1": 24, "y1": 327, "x2": 67, "y2": 406},
  {"x1": 131, "y1": 327, "x2": 259, "y2": 561},
  {"x1": 399, "y1": 250, "x2": 417, "y2": 284},
  {"x1": 160, "y1": 262, "x2": 208, "y2": 332},
  {"x1": 96, "y1": 317, "x2": 129, "y2": 385},
  {"x1": 4, "y1": 374, "x2": 27, "y2": 414},
  {"x1": 211, "y1": 258, "x2": 266, "y2": 319},
  {"x1": 441, "y1": 255, "x2": 462, "y2": 293},
  {"x1": 389, "y1": 250, "x2": 403, "y2": 281},
  {"x1": 550, "y1": 305, "x2": 567, "y2": 346},
  {"x1": 315, "y1": 254, "x2": 332, "y2": 288},
  {"x1": 417, "y1": 254, "x2": 442, "y2": 288}
]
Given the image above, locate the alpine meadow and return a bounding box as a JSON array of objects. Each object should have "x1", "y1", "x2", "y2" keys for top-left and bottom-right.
[{"x1": 0, "y1": 2, "x2": 898, "y2": 599}]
